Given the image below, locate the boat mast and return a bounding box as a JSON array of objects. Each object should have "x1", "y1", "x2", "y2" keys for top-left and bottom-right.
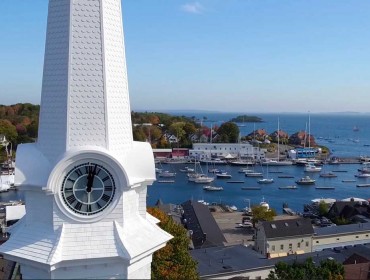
[
  {"x1": 277, "y1": 117, "x2": 280, "y2": 161},
  {"x1": 308, "y1": 111, "x2": 311, "y2": 149}
]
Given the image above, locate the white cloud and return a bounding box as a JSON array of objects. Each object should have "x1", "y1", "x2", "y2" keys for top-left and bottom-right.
[{"x1": 181, "y1": 2, "x2": 204, "y2": 14}]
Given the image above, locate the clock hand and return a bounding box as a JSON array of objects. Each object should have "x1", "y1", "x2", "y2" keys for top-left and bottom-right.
[
  {"x1": 86, "y1": 167, "x2": 96, "y2": 193},
  {"x1": 86, "y1": 164, "x2": 98, "y2": 192}
]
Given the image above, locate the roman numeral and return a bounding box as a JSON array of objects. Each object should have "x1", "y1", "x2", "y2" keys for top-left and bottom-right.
[
  {"x1": 102, "y1": 176, "x2": 110, "y2": 182},
  {"x1": 105, "y1": 186, "x2": 113, "y2": 192},
  {"x1": 64, "y1": 187, "x2": 73, "y2": 192},
  {"x1": 66, "y1": 195, "x2": 76, "y2": 205},
  {"x1": 86, "y1": 204, "x2": 92, "y2": 213},
  {"x1": 96, "y1": 202, "x2": 102, "y2": 209},
  {"x1": 67, "y1": 178, "x2": 75, "y2": 183},
  {"x1": 75, "y1": 202, "x2": 82, "y2": 211},
  {"x1": 75, "y1": 168, "x2": 83, "y2": 177},
  {"x1": 101, "y1": 194, "x2": 110, "y2": 202}
]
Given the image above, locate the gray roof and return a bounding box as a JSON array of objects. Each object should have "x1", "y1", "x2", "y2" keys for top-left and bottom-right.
[
  {"x1": 315, "y1": 222, "x2": 370, "y2": 237},
  {"x1": 191, "y1": 244, "x2": 370, "y2": 278},
  {"x1": 156, "y1": 203, "x2": 183, "y2": 225},
  {"x1": 261, "y1": 218, "x2": 314, "y2": 239},
  {"x1": 182, "y1": 200, "x2": 226, "y2": 249}
]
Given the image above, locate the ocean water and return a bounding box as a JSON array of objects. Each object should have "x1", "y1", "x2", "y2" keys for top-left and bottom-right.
[
  {"x1": 147, "y1": 112, "x2": 370, "y2": 213},
  {"x1": 4, "y1": 113, "x2": 370, "y2": 214},
  {"x1": 169, "y1": 112, "x2": 370, "y2": 158}
]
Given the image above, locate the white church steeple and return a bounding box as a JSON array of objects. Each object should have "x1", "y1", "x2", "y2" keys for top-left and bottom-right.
[
  {"x1": 0, "y1": 1, "x2": 172, "y2": 279},
  {"x1": 38, "y1": 0, "x2": 133, "y2": 163}
]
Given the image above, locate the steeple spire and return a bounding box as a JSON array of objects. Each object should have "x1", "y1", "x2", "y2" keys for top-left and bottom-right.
[{"x1": 37, "y1": 0, "x2": 133, "y2": 163}]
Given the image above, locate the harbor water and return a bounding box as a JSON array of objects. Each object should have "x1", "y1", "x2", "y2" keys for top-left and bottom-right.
[
  {"x1": 148, "y1": 162, "x2": 369, "y2": 213},
  {"x1": 3, "y1": 113, "x2": 370, "y2": 213}
]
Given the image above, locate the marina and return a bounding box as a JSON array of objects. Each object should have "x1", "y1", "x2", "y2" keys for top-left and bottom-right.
[{"x1": 148, "y1": 157, "x2": 370, "y2": 213}]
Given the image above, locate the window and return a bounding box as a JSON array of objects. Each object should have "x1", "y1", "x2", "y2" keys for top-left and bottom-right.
[
  {"x1": 297, "y1": 243, "x2": 301, "y2": 248},
  {"x1": 337, "y1": 238, "x2": 340, "y2": 241},
  {"x1": 316, "y1": 241, "x2": 319, "y2": 244},
  {"x1": 272, "y1": 245, "x2": 275, "y2": 251},
  {"x1": 306, "y1": 241, "x2": 309, "y2": 247},
  {"x1": 280, "y1": 244, "x2": 284, "y2": 250},
  {"x1": 356, "y1": 236, "x2": 359, "y2": 238},
  {"x1": 366, "y1": 235, "x2": 369, "y2": 237},
  {"x1": 289, "y1": 243, "x2": 292, "y2": 249}
]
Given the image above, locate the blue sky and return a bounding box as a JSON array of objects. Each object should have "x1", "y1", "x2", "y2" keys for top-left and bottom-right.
[{"x1": 1, "y1": 1, "x2": 370, "y2": 113}]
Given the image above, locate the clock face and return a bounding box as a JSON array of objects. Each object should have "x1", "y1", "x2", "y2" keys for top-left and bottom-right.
[{"x1": 61, "y1": 162, "x2": 116, "y2": 216}]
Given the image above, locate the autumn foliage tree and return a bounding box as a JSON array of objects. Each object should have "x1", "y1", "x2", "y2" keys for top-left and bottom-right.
[{"x1": 147, "y1": 207, "x2": 199, "y2": 280}]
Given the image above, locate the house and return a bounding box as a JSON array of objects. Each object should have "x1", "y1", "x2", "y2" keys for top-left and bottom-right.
[
  {"x1": 255, "y1": 218, "x2": 314, "y2": 258},
  {"x1": 0, "y1": 135, "x2": 8, "y2": 146},
  {"x1": 181, "y1": 200, "x2": 226, "y2": 249},
  {"x1": 343, "y1": 253, "x2": 370, "y2": 280},
  {"x1": 328, "y1": 201, "x2": 370, "y2": 221},
  {"x1": 164, "y1": 133, "x2": 178, "y2": 144}
]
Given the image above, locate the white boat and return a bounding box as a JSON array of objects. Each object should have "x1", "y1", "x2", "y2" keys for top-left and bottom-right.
[
  {"x1": 229, "y1": 205, "x2": 238, "y2": 211},
  {"x1": 179, "y1": 166, "x2": 194, "y2": 173},
  {"x1": 158, "y1": 170, "x2": 176, "y2": 178},
  {"x1": 200, "y1": 158, "x2": 227, "y2": 165},
  {"x1": 296, "y1": 176, "x2": 315, "y2": 185},
  {"x1": 261, "y1": 159, "x2": 293, "y2": 166},
  {"x1": 216, "y1": 172, "x2": 232, "y2": 179},
  {"x1": 0, "y1": 174, "x2": 13, "y2": 192},
  {"x1": 197, "y1": 199, "x2": 209, "y2": 206},
  {"x1": 319, "y1": 172, "x2": 337, "y2": 178},
  {"x1": 238, "y1": 168, "x2": 253, "y2": 173},
  {"x1": 355, "y1": 173, "x2": 370, "y2": 178},
  {"x1": 229, "y1": 159, "x2": 255, "y2": 166},
  {"x1": 245, "y1": 172, "x2": 263, "y2": 177},
  {"x1": 304, "y1": 163, "x2": 322, "y2": 172},
  {"x1": 194, "y1": 176, "x2": 214, "y2": 184},
  {"x1": 260, "y1": 197, "x2": 269, "y2": 209},
  {"x1": 257, "y1": 178, "x2": 274, "y2": 184},
  {"x1": 187, "y1": 160, "x2": 206, "y2": 181},
  {"x1": 203, "y1": 185, "x2": 223, "y2": 191},
  {"x1": 257, "y1": 164, "x2": 273, "y2": 184}
]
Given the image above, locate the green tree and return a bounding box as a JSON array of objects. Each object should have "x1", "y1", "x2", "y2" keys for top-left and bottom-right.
[
  {"x1": 0, "y1": 119, "x2": 18, "y2": 144},
  {"x1": 216, "y1": 122, "x2": 239, "y2": 143},
  {"x1": 267, "y1": 257, "x2": 344, "y2": 280},
  {"x1": 318, "y1": 201, "x2": 329, "y2": 217},
  {"x1": 251, "y1": 205, "x2": 277, "y2": 226},
  {"x1": 169, "y1": 122, "x2": 186, "y2": 145},
  {"x1": 148, "y1": 207, "x2": 199, "y2": 280}
]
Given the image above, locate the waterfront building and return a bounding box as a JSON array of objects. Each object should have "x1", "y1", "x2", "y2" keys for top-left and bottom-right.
[
  {"x1": 189, "y1": 143, "x2": 266, "y2": 160},
  {"x1": 313, "y1": 223, "x2": 370, "y2": 251},
  {"x1": 0, "y1": 0, "x2": 172, "y2": 278},
  {"x1": 254, "y1": 218, "x2": 314, "y2": 258}
]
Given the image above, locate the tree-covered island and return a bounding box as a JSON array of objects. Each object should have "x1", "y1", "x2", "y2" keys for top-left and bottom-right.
[{"x1": 230, "y1": 115, "x2": 263, "y2": 123}]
